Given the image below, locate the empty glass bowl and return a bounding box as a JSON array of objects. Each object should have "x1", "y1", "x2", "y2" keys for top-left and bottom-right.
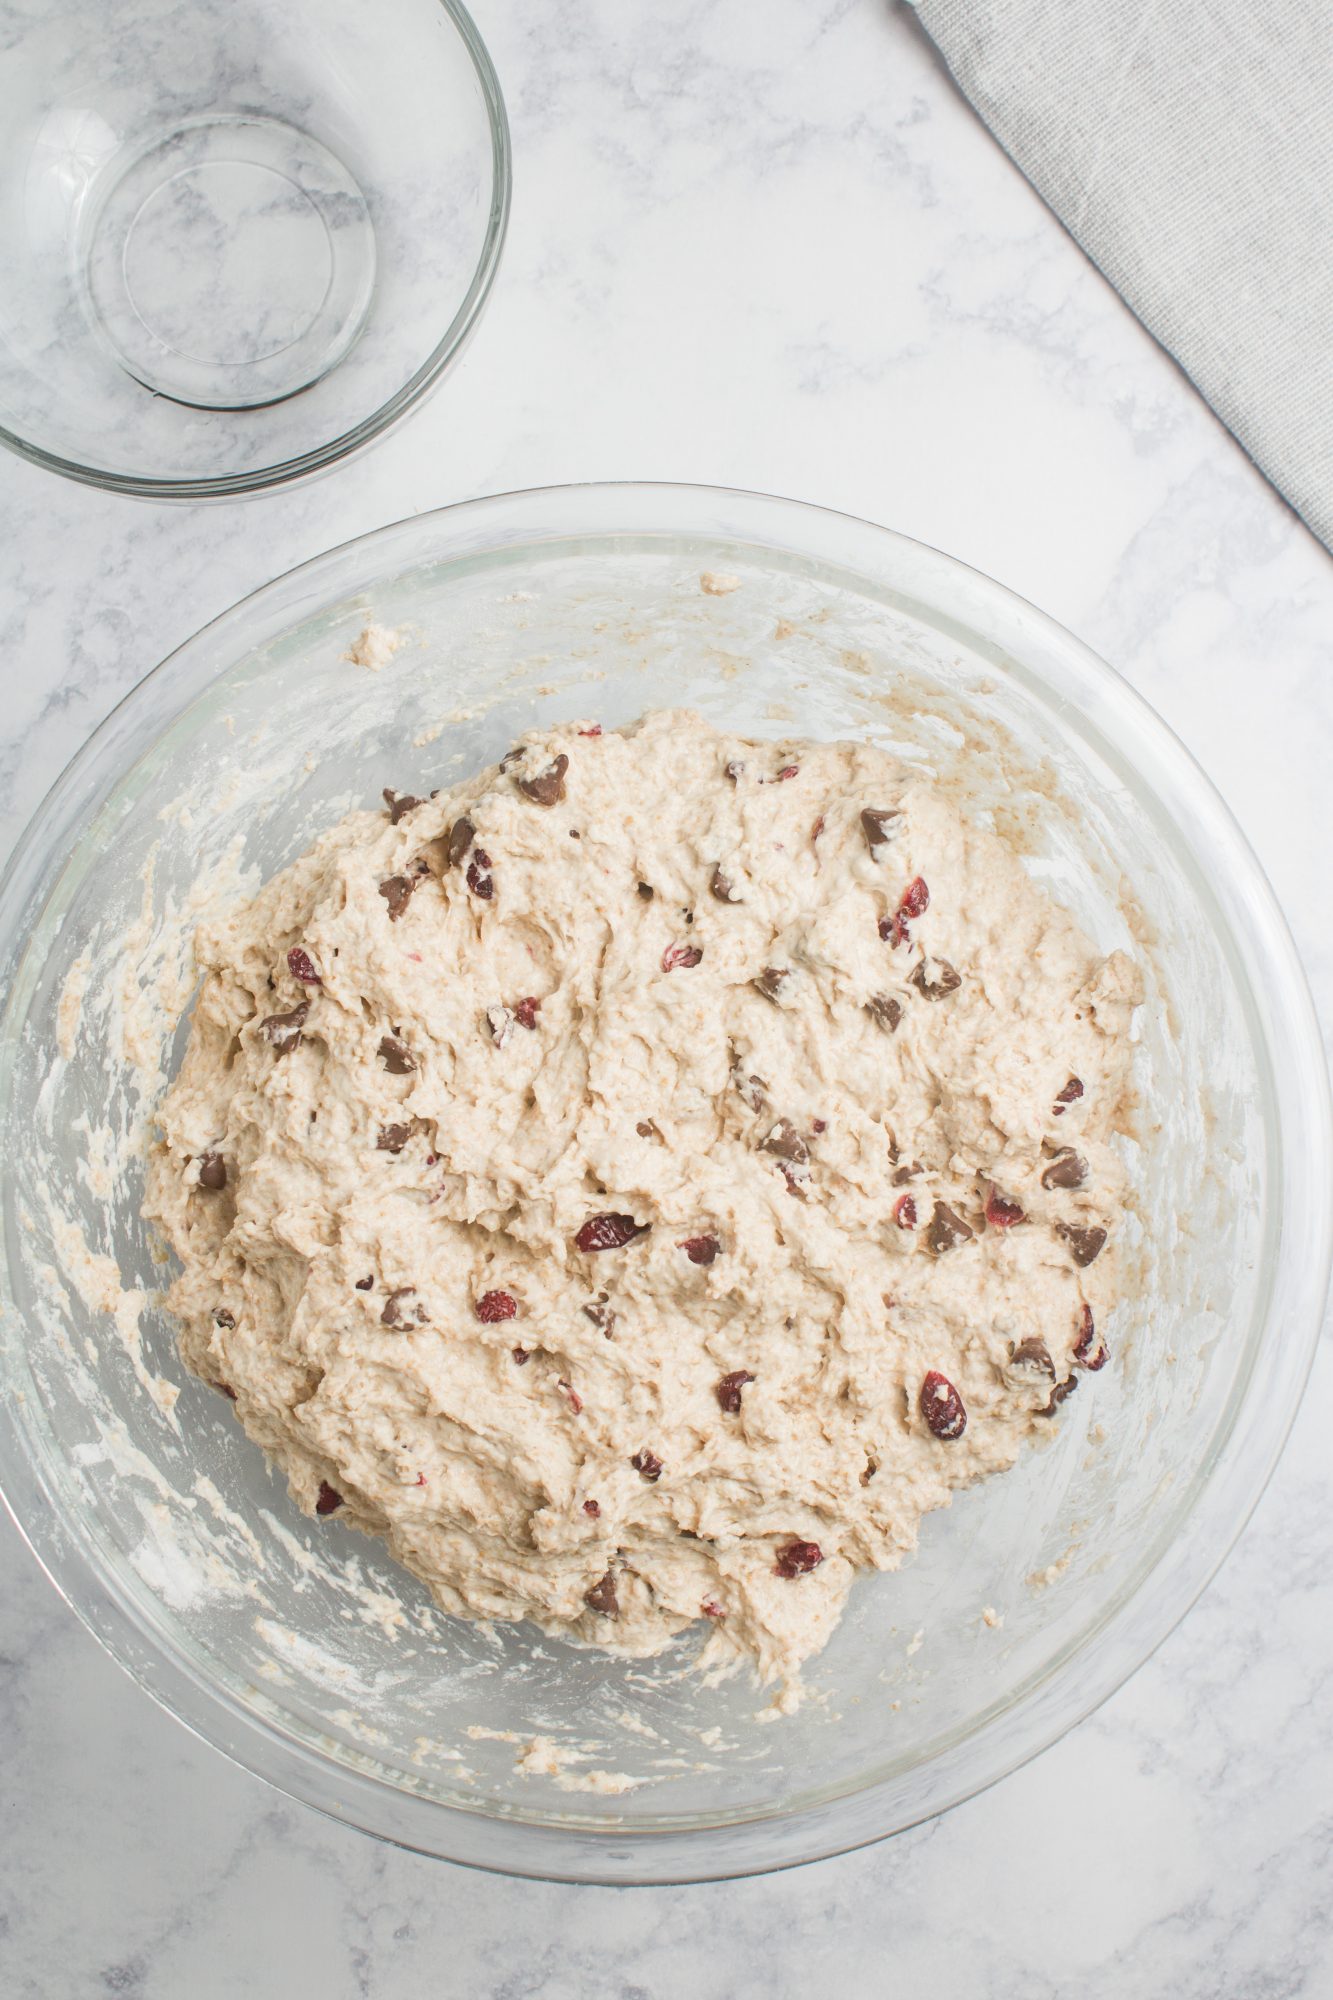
[
  {"x1": 0, "y1": 0, "x2": 509, "y2": 496},
  {"x1": 0, "y1": 486, "x2": 1327, "y2": 1882}
]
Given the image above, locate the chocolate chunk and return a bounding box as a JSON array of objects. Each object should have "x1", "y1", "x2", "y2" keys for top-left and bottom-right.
[
  {"x1": 709, "y1": 864, "x2": 742, "y2": 904},
  {"x1": 585, "y1": 1570, "x2": 619, "y2": 1617},
  {"x1": 1009, "y1": 1337, "x2": 1056, "y2": 1378},
  {"x1": 1056, "y1": 1222, "x2": 1108, "y2": 1267},
  {"x1": 197, "y1": 1152, "x2": 227, "y2": 1191},
  {"x1": 891, "y1": 1160, "x2": 922, "y2": 1186},
  {"x1": 212, "y1": 1307, "x2": 235, "y2": 1328},
  {"x1": 760, "y1": 1118, "x2": 809, "y2": 1165},
  {"x1": 377, "y1": 1118, "x2": 430, "y2": 1155},
  {"x1": 861, "y1": 807, "x2": 900, "y2": 855},
  {"x1": 214, "y1": 1380, "x2": 238, "y2": 1400},
  {"x1": 381, "y1": 1287, "x2": 428, "y2": 1328},
  {"x1": 909, "y1": 958, "x2": 962, "y2": 1001},
  {"x1": 637, "y1": 882, "x2": 654, "y2": 900},
  {"x1": 378, "y1": 1033, "x2": 416, "y2": 1074},
  {"x1": 636, "y1": 1119, "x2": 660, "y2": 1139},
  {"x1": 926, "y1": 1202, "x2": 973, "y2": 1254},
  {"x1": 1041, "y1": 1148, "x2": 1088, "y2": 1191},
  {"x1": 1041, "y1": 1375, "x2": 1079, "y2": 1416},
  {"x1": 517, "y1": 753, "x2": 569, "y2": 807},
  {"x1": 752, "y1": 966, "x2": 789, "y2": 1004},
  {"x1": 383, "y1": 789, "x2": 424, "y2": 825},
  {"x1": 379, "y1": 874, "x2": 417, "y2": 921},
  {"x1": 865, "y1": 993, "x2": 902, "y2": 1033},
  {"x1": 920, "y1": 1370, "x2": 967, "y2": 1439},
  {"x1": 260, "y1": 1000, "x2": 309, "y2": 1056},
  {"x1": 582, "y1": 1299, "x2": 618, "y2": 1335},
  {"x1": 630, "y1": 1448, "x2": 663, "y2": 1481},
  {"x1": 315, "y1": 1481, "x2": 343, "y2": 1515},
  {"x1": 733, "y1": 1067, "x2": 767, "y2": 1112},
  {"x1": 447, "y1": 816, "x2": 476, "y2": 868},
  {"x1": 355, "y1": 1276, "x2": 374, "y2": 1290},
  {"x1": 716, "y1": 1369, "x2": 754, "y2": 1414},
  {"x1": 1054, "y1": 1075, "x2": 1084, "y2": 1114}
]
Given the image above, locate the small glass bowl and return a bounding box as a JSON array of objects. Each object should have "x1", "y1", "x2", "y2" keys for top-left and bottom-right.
[
  {"x1": 0, "y1": 486, "x2": 1327, "y2": 1882},
  {"x1": 0, "y1": 0, "x2": 509, "y2": 497}
]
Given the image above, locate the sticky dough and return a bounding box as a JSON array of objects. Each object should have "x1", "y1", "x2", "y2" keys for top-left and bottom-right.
[{"x1": 146, "y1": 710, "x2": 1142, "y2": 1688}]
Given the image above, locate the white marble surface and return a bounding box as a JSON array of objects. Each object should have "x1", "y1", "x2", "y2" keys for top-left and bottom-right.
[{"x1": 2, "y1": 2, "x2": 1330, "y2": 1993}]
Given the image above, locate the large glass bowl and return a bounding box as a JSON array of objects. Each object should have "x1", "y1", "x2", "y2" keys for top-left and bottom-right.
[
  {"x1": 0, "y1": 485, "x2": 1327, "y2": 1883},
  {"x1": 0, "y1": 0, "x2": 509, "y2": 497}
]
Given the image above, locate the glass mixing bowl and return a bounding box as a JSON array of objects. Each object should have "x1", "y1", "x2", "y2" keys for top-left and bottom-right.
[
  {"x1": 0, "y1": 486, "x2": 1327, "y2": 1883},
  {"x1": 0, "y1": 0, "x2": 509, "y2": 497}
]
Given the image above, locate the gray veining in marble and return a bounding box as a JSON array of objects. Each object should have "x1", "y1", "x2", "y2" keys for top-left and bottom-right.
[{"x1": 1, "y1": 2, "x2": 1329, "y2": 1994}]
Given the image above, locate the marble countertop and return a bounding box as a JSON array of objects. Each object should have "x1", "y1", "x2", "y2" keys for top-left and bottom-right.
[{"x1": 2, "y1": 2, "x2": 1329, "y2": 1993}]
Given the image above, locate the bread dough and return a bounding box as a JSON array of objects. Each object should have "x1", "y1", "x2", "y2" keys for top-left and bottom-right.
[{"x1": 146, "y1": 710, "x2": 1141, "y2": 1688}]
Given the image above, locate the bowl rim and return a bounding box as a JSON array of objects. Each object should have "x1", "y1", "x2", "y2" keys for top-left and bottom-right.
[
  {"x1": 0, "y1": 480, "x2": 1328, "y2": 1883},
  {"x1": 0, "y1": 0, "x2": 512, "y2": 501}
]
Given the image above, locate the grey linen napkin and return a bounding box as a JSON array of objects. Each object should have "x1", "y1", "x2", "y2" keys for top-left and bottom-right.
[{"x1": 910, "y1": 0, "x2": 1333, "y2": 551}]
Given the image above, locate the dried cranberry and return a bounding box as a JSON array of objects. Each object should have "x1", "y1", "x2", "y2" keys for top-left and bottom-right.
[
  {"x1": 287, "y1": 947, "x2": 322, "y2": 985},
  {"x1": 894, "y1": 1193, "x2": 917, "y2": 1229},
  {"x1": 878, "y1": 910, "x2": 909, "y2": 948},
  {"x1": 475, "y1": 1289, "x2": 517, "y2": 1322},
  {"x1": 466, "y1": 856, "x2": 494, "y2": 899},
  {"x1": 811, "y1": 1118, "x2": 826, "y2": 1135},
  {"x1": 900, "y1": 876, "x2": 930, "y2": 918},
  {"x1": 559, "y1": 1379, "x2": 583, "y2": 1414},
  {"x1": 514, "y1": 996, "x2": 542, "y2": 1030},
  {"x1": 583, "y1": 1498, "x2": 601, "y2": 1516},
  {"x1": 716, "y1": 1369, "x2": 754, "y2": 1414},
  {"x1": 771, "y1": 764, "x2": 800, "y2": 782},
  {"x1": 677, "y1": 1235, "x2": 719, "y2": 1266},
  {"x1": 811, "y1": 815, "x2": 825, "y2": 844},
  {"x1": 316, "y1": 1482, "x2": 344, "y2": 1515},
  {"x1": 985, "y1": 1189, "x2": 1026, "y2": 1228},
  {"x1": 578, "y1": 724, "x2": 603, "y2": 737},
  {"x1": 630, "y1": 1449, "x2": 663, "y2": 1481},
  {"x1": 575, "y1": 1212, "x2": 646, "y2": 1253},
  {"x1": 761, "y1": 1118, "x2": 809, "y2": 1165},
  {"x1": 775, "y1": 1540, "x2": 824, "y2": 1577},
  {"x1": 701, "y1": 1599, "x2": 725, "y2": 1619},
  {"x1": 920, "y1": 1370, "x2": 967, "y2": 1439},
  {"x1": 1074, "y1": 1302, "x2": 1108, "y2": 1371},
  {"x1": 662, "y1": 942, "x2": 703, "y2": 972},
  {"x1": 512, "y1": 1345, "x2": 530, "y2": 1365}
]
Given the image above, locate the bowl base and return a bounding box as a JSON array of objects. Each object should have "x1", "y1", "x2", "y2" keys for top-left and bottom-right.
[{"x1": 84, "y1": 114, "x2": 376, "y2": 410}]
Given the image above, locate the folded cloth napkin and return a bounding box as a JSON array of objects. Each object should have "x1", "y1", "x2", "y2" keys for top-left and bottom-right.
[{"x1": 911, "y1": 0, "x2": 1333, "y2": 550}]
